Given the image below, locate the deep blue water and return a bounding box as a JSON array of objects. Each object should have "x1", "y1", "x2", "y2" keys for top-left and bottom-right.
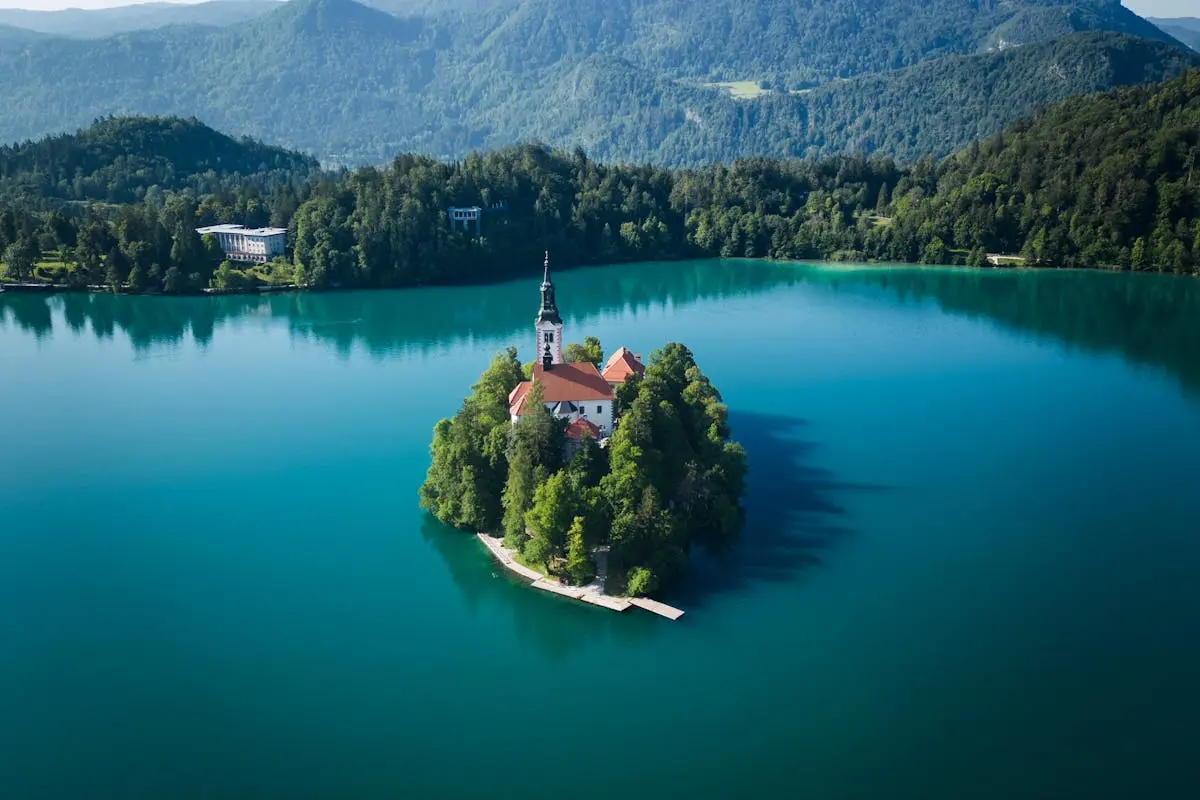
[{"x1": 2, "y1": 261, "x2": 1199, "y2": 798}]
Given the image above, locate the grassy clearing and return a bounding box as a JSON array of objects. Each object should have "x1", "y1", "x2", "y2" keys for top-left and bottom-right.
[
  {"x1": 0, "y1": 253, "x2": 74, "y2": 283},
  {"x1": 703, "y1": 80, "x2": 769, "y2": 99}
]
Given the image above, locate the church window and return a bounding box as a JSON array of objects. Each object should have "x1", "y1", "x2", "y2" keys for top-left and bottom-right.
[{"x1": 597, "y1": 406, "x2": 602, "y2": 414}]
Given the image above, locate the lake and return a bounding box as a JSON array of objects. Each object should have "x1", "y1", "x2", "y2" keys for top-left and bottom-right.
[{"x1": 2, "y1": 260, "x2": 1199, "y2": 798}]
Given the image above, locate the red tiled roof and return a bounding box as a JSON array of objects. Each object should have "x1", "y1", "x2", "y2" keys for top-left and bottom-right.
[
  {"x1": 565, "y1": 417, "x2": 601, "y2": 440},
  {"x1": 532, "y1": 361, "x2": 614, "y2": 402},
  {"x1": 508, "y1": 381, "x2": 532, "y2": 416},
  {"x1": 601, "y1": 346, "x2": 645, "y2": 384}
]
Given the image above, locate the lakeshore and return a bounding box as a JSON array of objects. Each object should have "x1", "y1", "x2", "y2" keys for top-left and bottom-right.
[
  {"x1": 2, "y1": 255, "x2": 1177, "y2": 300},
  {"x1": 476, "y1": 533, "x2": 685, "y2": 619}
]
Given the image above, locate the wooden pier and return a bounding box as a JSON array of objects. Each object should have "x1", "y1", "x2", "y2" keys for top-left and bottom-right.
[
  {"x1": 630, "y1": 597, "x2": 686, "y2": 620},
  {"x1": 476, "y1": 533, "x2": 680, "y2": 619}
]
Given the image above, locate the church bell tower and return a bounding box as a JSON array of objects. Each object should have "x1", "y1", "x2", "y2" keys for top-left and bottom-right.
[{"x1": 535, "y1": 251, "x2": 563, "y2": 366}]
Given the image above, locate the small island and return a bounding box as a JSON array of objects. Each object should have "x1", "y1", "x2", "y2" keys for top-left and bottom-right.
[{"x1": 420, "y1": 253, "x2": 747, "y2": 609}]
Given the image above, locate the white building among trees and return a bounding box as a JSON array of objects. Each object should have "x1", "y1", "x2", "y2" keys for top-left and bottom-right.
[{"x1": 196, "y1": 224, "x2": 287, "y2": 264}]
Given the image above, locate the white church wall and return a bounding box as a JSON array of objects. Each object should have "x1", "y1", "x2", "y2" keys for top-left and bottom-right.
[{"x1": 578, "y1": 399, "x2": 613, "y2": 435}]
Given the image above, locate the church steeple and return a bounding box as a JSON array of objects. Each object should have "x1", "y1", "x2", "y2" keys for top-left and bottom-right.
[
  {"x1": 534, "y1": 250, "x2": 563, "y2": 365},
  {"x1": 537, "y1": 251, "x2": 561, "y2": 325}
]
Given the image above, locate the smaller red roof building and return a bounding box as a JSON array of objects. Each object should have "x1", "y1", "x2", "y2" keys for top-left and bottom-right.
[
  {"x1": 564, "y1": 417, "x2": 601, "y2": 441},
  {"x1": 508, "y1": 381, "x2": 534, "y2": 417},
  {"x1": 601, "y1": 347, "x2": 645, "y2": 385}
]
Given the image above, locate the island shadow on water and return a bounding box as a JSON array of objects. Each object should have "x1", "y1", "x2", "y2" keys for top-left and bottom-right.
[{"x1": 668, "y1": 410, "x2": 884, "y2": 609}]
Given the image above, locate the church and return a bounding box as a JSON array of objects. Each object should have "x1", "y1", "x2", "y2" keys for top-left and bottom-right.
[{"x1": 508, "y1": 254, "x2": 644, "y2": 440}]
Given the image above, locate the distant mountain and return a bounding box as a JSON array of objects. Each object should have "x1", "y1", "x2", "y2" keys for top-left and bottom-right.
[
  {"x1": 1149, "y1": 17, "x2": 1200, "y2": 33},
  {"x1": 437, "y1": 0, "x2": 1179, "y2": 87},
  {"x1": 0, "y1": 116, "x2": 319, "y2": 204},
  {"x1": 514, "y1": 31, "x2": 1200, "y2": 165},
  {"x1": 0, "y1": 23, "x2": 49, "y2": 44},
  {"x1": 0, "y1": 0, "x2": 1192, "y2": 165},
  {"x1": 1149, "y1": 18, "x2": 1200, "y2": 51},
  {"x1": 0, "y1": 2, "x2": 279, "y2": 39}
]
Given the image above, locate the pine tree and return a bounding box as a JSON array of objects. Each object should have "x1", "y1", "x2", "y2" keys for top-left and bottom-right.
[
  {"x1": 105, "y1": 246, "x2": 129, "y2": 290},
  {"x1": 1131, "y1": 237, "x2": 1148, "y2": 272},
  {"x1": 564, "y1": 516, "x2": 594, "y2": 586},
  {"x1": 501, "y1": 445, "x2": 536, "y2": 547}
]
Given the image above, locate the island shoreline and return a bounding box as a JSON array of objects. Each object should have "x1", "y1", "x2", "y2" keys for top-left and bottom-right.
[{"x1": 476, "y1": 533, "x2": 685, "y2": 620}]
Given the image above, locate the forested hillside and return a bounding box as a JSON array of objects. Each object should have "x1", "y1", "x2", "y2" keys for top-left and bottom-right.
[
  {"x1": 534, "y1": 32, "x2": 1197, "y2": 165},
  {"x1": 0, "y1": 116, "x2": 321, "y2": 205},
  {"x1": 885, "y1": 68, "x2": 1200, "y2": 270},
  {"x1": 4, "y1": 69, "x2": 1199, "y2": 295},
  {"x1": 0, "y1": 0, "x2": 1191, "y2": 165}
]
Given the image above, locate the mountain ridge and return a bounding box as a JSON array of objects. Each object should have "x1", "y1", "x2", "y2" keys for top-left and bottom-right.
[
  {"x1": 0, "y1": 0, "x2": 1193, "y2": 165},
  {"x1": 0, "y1": 2, "x2": 279, "y2": 40}
]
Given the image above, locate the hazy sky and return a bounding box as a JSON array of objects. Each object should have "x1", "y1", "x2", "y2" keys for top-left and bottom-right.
[{"x1": 0, "y1": 0, "x2": 1193, "y2": 17}]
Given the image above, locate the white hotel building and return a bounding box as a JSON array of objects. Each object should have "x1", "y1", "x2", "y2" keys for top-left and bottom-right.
[{"x1": 196, "y1": 224, "x2": 288, "y2": 264}]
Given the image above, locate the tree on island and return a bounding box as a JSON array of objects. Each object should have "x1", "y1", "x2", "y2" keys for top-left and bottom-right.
[
  {"x1": 419, "y1": 347, "x2": 524, "y2": 530},
  {"x1": 420, "y1": 340, "x2": 746, "y2": 597},
  {"x1": 564, "y1": 516, "x2": 595, "y2": 586},
  {"x1": 563, "y1": 336, "x2": 603, "y2": 365}
]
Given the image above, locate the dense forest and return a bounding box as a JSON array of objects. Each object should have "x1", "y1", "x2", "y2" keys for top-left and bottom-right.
[
  {"x1": 3, "y1": 68, "x2": 1200, "y2": 293},
  {"x1": 0, "y1": 0, "x2": 1191, "y2": 165},
  {"x1": 0, "y1": 117, "x2": 320, "y2": 292},
  {"x1": 420, "y1": 341, "x2": 746, "y2": 595},
  {"x1": 0, "y1": 116, "x2": 320, "y2": 205}
]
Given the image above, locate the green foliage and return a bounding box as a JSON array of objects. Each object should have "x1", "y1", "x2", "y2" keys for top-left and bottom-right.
[
  {"x1": 881, "y1": 69, "x2": 1200, "y2": 272},
  {"x1": 625, "y1": 566, "x2": 656, "y2": 597},
  {"x1": 0, "y1": 115, "x2": 318, "y2": 206},
  {"x1": 564, "y1": 516, "x2": 594, "y2": 586},
  {"x1": 2, "y1": 235, "x2": 37, "y2": 279},
  {"x1": 162, "y1": 265, "x2": 184, "y2": 294},
  {"x1": 0, "y1": 0, "x2": 1190, "y2": 167},
  {"x1": 563, "y1": 336, "x2": 603, "y2": 365},
  {"x1": 501, "y1": 380, "x2": 561, "y2": 547},
  {"x1": 9, "y1": 64, "x2": 1200, "y2": 296},
  {"x1": 419, "y1": 348, "x2": 524, "y2": 531},
  {"x1": 423, "y1": 339, "x2": 745, "y2": 593},
  {"x1": 525, "y1": 469, "x2": 580, "y2": 557}
]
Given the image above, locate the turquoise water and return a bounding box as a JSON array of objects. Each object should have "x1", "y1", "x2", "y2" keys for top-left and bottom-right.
[{"x1": 2, "y1": 261, "x2": 1199, "y2": 798}]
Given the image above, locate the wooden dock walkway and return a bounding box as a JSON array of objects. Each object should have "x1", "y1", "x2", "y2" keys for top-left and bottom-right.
[
  {"x1": 477, "y1": 533, "x2": 543, "y2": 582},
  {"x1": 476, "y1": 533, "x2": 678, "y2": 619},
  {"x1": 629, "y1": 597, "x2": 686, "y2": 620}
]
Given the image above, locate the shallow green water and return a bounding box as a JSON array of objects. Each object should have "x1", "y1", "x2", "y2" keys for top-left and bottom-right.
[{"x1": 2, "y1": 261, "x2": 1199, "y2": 798}]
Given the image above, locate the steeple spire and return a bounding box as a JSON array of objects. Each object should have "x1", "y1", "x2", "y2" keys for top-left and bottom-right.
[
  {"x1": 537, "y1": 251, "x2": 560, "y2": 325},
  {"x1": 534, "y1": 250, "x2": 563, "y2": 365}
]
